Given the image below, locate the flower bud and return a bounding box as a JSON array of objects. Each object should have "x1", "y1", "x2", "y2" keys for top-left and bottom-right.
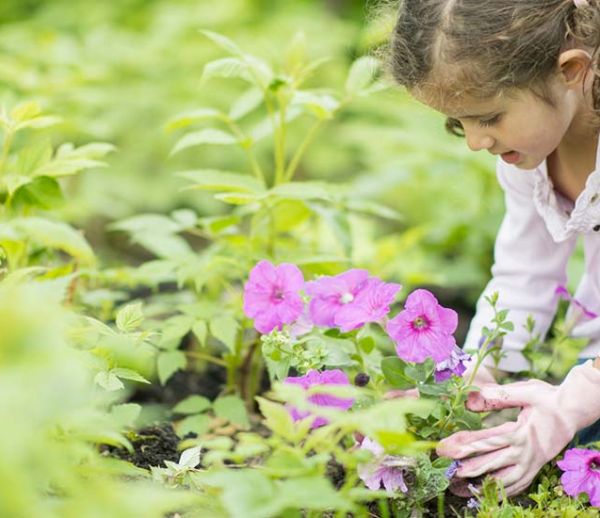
[{"x1": 354, "y1": 372, "x2": 370, "y2": 387}]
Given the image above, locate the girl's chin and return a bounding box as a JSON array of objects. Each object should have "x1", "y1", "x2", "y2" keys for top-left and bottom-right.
[{"x1": 513, "y1": 155, "x2": 543, "y2": 171}]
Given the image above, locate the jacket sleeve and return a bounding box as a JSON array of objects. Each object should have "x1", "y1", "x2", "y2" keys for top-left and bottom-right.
[{"x1": 463, "y1": 159, "x2": 577, "y2": 372}]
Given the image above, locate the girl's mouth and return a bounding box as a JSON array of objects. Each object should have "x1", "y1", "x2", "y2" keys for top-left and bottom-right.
[{"x1": 501, "y1": 151, "x2": 521, "y2": 164}]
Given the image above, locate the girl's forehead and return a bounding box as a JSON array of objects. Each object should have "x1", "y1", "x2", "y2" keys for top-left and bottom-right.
[
  {"x1": 412, "y1": 88, "x2": 505, "y2": 117},
  {"x1": 411, "y1": 85, "x2": 524, "y2": 118}
]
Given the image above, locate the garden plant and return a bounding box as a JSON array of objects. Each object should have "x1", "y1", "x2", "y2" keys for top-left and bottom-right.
[{"x1": 1, "y1": 1, "x2": 599, "y2": 517}]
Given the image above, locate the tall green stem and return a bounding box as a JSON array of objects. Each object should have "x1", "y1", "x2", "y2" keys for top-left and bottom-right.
[
  {"x1": 224, "y1": 119, "x2": 265, "y2": 185},
  {"x1": 186, "y1": 350, "x2": 228, "y2": 367},
  {"x1": 274, "y1": 93, "x2": 287, "y2": 185},
  {"x1": 284, "y1": 119, "x2": 323, "y2": 182}
]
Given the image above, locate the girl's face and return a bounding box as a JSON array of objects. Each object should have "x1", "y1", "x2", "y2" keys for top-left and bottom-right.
[{"x1": 414, "y1": 84, "x2": 579, "y2": 170}]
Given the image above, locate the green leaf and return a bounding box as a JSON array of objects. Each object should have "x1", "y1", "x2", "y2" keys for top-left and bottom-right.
[
  {"x1": 15, "y1": 140, "x2": 53, "y2": 176},
  {"x1": 284, "y1": 31, "x2": 308, "y2": 73},
  {"x1": 405, "y1": 362, "x2": 433, "y2": 383},
  {"x1": 214, "y1": 395, "x2": 250, "y2": 429},
  {"x1": 256, "y1": 397, "x2": 297, "y2": 441},
  {"x1": 201, "y1": 57, "x2": 252, "y2": 83},
  {"x1": 12, "y1": 217, "x2": 95, "y2": 265},
  {"x1": 292, "y1": 91, "x2": 339, "y2": 120},
  {"x1": 381, "y1": 357, "x2": 414, "y2": 389},
  {"x1": 178, "y1": 169, "x2": 264, "y2": 193},
  {"x1": 116, "y1": 302, "x2": 144, "y2": 333},
  {"x1": 375, "y1": 430, "x2": 436, "y2": 455},
  {"x1": 159, "y1": 315, "x2": 194, "y2": 350},
  {"x1": 263, "y1": 346, "x2": 291, "y2": 382},
  {"x1": 345, "y1": 56, "x2": 380, "y2": 95},
  {"x1": 111, "y1": 214, "x2": 182, "y2": 235},
  {"x1": 3, "y1": 174, "x2": 32, "y2": 195},
  {"x1": 171, "y1": 209, "x2": 197, "y2": 228},
  {"x1": 271, "y1": 200, "x2": 311, "y2": 232},
  {"x1": 177, "y1": 414, "x2": 212, "y2": 437},
  {"x1": 9, "y1": 102, "x2": 61, "y2": 130},
  {"x1": 173, "y1": 395, "x2": 212, "y2": 415},
  {"x1": 171, "y1": 128, "x2": 238, "y2": 155},
  {"x1": 418, "y1": 382, "x2": 449, "y2": 396},
  {"x1": 112, "y1": 368, "x2": 150, "y2": 384},
  {"x1": 134, "y1": 232, "x2": 193, "y2": 259},
  {"x1": 33, "y1": 142, "x2": 114, "y2": 177},
  {"x1": 358, "y1": 336, "x2": 375, "y2": 354},
  {"x1": 229, "y1": 87, "x2": 263, "y2": 120},
  {"x1": 166, "y1": 108, "x2": 223, "y2": 131},
  {"x1": 110, "y1": 403, "x2": 141, "y2": 427},
  {"x1": 213, "y1": 192, "x2": 259, "y2": 205},
  {"x1": 12, "y1": 176, "x2": 64, "y2": 210},
  {"x1": 278, "y1": 477, "x2": 350, "y2": 511},
  {"x1": 192, "y1": 320, "x2": 208, "y2": 347},
  {"x1": 95, "y1": 371, "x2": 124, "y2": 391},
  {"x1": 209, "y1": 314, "x2": 238, "y2": 353},
  {"x1": 345, "y1": 198, "x2": 403, "y2": 221},
  {"x1": 10, "y1": 101, "x2": 42, "y2": 121},
  {"x1": 16, "y1": 115, "x2": 62, "y2": 130},
  {"x1": 200, "y1": 30, "x2": 243, "y2": 55},
  {"x1": 157, "y1": 350, "x2": 187, "y2": 385},
  {"x1": 243, "y1": 55, "x2": 274, "y2": 87},
  {"x1": 199, "y1": 469, "x2": 282, "y2": 518},
  {"x1": 307, "y1": 337, "x2": 354, "y2": 368}
]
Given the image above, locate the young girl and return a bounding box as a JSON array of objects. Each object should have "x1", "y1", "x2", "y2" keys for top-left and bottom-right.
[{"x1": 389, "y1": 0, "x2": 600, "y2": 498}]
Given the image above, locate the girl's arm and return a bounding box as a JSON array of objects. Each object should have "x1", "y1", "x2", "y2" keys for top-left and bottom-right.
[{"x1": 463, "y1": 159, "x2": 577, "y2": 372}]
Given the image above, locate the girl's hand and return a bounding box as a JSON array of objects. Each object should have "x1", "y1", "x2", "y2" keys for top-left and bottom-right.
[
  {"x1": 384, "y1": 388, "x2": 419, "y2": 399},
  {"x1": 437, "y1": 360, "x2": 600, "y2": 497}
]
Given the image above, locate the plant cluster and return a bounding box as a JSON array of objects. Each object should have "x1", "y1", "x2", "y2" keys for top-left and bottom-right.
[{"x1": 0, "y1": 17, "x2": 598, "y2": 518}]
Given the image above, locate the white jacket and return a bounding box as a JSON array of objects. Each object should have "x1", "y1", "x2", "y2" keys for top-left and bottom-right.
[{"x1": 464, "y1": 147, "x2": 600, "y2": 372}]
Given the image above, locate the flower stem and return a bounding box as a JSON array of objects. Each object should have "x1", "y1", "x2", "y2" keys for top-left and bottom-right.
[
  {"x1": 284, "y1": 119, "x2": 323, "y2": 182},
  {"x1": 185, "y1": 350, "x2": 228, "y2": 367},
  {"x1": 224, "y1": 118, "x2": 265, "y2": 185}
]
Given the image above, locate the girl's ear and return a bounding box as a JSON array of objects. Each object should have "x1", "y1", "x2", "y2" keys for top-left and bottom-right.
[{"x1": 558, "y1": 49, "x2": 593, "y2": 87}]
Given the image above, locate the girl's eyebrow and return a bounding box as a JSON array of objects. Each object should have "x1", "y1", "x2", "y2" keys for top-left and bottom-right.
[{"x1": 455, "y1": 111, "x2": 499, "y2": 119}]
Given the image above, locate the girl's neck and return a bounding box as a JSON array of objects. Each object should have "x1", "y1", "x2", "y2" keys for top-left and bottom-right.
[
  {"x1": 549, "y1": 90, "x2": 599, "y2": 201},
  {"x1": 548, "y1": 126, "x2": 597, "y2": 203}
]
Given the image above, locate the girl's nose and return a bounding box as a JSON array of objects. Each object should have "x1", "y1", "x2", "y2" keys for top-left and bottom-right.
[{"x1": 465, "y1": 130, "x2": 495, "y2": 152}]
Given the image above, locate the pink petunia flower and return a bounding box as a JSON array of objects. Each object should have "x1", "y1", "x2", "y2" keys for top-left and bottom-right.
[
  {"x1": 386, "y1": 289, "x2": 457, "y2": 363},
  {"x1": 284, "y1": 369, "x2": 354, "y2": 429},
  {"x1": 333, "y1": 277, "x2": 402, "y2": 332},
  {"x1": 357, "y1": 437, "x2": 411, "y2": 495},
  {"x1": 243, "y1": 260, "x2": 305, "y2": 334},
  {"x1": 556, "y1": 285, "x2": 598, "y2": 320},
  {"x1": 305, "y1": 269, "x2": 370, "y2": 328},
  {"x1": 557, "y1": 448, "x2": 600, "y2": 506},
  {"x1": 306, "y1": 270, "x2": 400, "y2": 332},
  {"x1": 434, "y1": 346, "x2": 471, "y2": 383}
]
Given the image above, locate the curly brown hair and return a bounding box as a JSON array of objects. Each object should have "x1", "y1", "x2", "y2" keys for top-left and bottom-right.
[{"x1": 388, "y1": 0, "x2": 600, "y2": 135}]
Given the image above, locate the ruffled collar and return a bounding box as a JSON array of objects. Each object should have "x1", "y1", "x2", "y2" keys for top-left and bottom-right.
[{"x1": 531, "y1": 138, "x2": 600, "y2": 242}]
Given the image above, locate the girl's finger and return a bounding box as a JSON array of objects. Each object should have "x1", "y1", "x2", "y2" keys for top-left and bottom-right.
[
  {"x1": 456, "y1": 447, "x2": 515, "y2": 478},
  {"x1": 383, "y1": 388, "x2": 419, "y2": 399},
  {"x1": 437, "y1": 421, "x2": 517, "y2": 459}
]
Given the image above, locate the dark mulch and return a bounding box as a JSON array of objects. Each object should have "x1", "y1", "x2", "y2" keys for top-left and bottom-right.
[
  {"x1": 101, "y1": 423, "x2": 180, "y2": 470},
  {"x1": 131, "y1": 363, "x2": 227, "y2": 405}
]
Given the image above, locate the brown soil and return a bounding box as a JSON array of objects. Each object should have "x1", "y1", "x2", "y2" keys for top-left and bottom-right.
[{"x1": 101, "y1": 423, "x2": 180, "y2": 469}]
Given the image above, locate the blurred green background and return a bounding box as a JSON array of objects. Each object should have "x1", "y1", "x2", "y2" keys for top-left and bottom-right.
[{"x1": 0, "y1": 0, "x2": 503, "y2": 317}]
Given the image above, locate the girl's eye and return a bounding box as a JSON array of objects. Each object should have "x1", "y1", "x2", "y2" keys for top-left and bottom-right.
[
  {"x1": 479, "y1": 114, "x2": 501, "y2": 127},
  {"x1": 445, "y1": 117, "x2": 464, "y2": 137}
]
